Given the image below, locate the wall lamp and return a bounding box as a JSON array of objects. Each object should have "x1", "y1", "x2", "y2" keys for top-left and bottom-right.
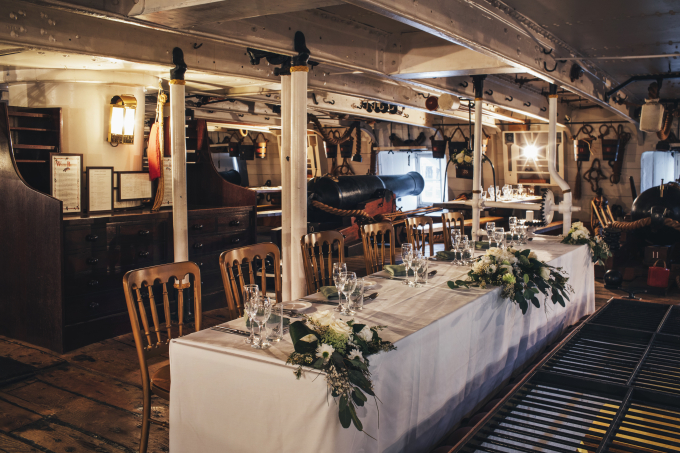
[{"x1": 108, "y1": 95, "x2": 137, "y2": 145}]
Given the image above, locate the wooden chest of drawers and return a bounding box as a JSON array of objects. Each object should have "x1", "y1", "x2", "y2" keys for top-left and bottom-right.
[{"x1": 4, "y1": 206, "x2": 255, "y2": 353}]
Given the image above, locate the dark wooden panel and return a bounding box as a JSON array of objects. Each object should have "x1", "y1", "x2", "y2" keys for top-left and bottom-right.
[
  {"x1": 0, "y1": 104, "x2": 64, "y2": 352},
  {"x1": 188, "y1": 230, "x2": 250, "y2": 257}
]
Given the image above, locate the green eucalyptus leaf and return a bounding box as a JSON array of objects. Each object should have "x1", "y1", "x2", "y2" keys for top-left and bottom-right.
[
  {"x1": 352, "y1": 388, "x2": 366, "y2": 407},
  {"x1": 313, "y1": 358, "x2": 325, "y2": 369},
  {"x1": 523, "y1": 274, "x2": 529, "y2": 284},
  {"x1": 289, "y1": 321, "x2": 318, "y2": 354},
  {"x1": 348, "y1": 403, "x2": 363, "y2": 431},
  {"x1": 352, "y1": 323, "x2": 366, "y2": 333},
  {"x1": 332, "y1": 351, "x2": 346, "y2": 370},
  {"x1": 339, "y1": 397, "x2": 351, "y2": 428}
]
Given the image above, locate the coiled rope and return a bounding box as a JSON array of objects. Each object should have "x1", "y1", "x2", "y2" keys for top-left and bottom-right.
[
  {"x1": 310, "y1": 200, "x2": 376, "y2": 222},
  {"x1": 608, "y1": 217, "x2": 680, "y2": 232}
]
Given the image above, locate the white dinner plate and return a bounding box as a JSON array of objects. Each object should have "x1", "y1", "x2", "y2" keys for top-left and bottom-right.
[
  {"x1": 363, "y1": 280, "x2": 377, "y2": 288},
  {"x1": 284, "y1": 301, "x2": 312, "y2": 312}
]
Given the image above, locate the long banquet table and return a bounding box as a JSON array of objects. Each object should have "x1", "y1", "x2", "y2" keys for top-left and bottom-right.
[{"x1": 169, "y1": 237, "x2": 594, "y2": 453}]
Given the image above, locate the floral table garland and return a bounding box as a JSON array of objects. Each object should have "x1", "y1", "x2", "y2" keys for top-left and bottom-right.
[
  {"x1": 448, "y1": 247, "x2": 573, "y2": 314},
  {"x1": 287, "y1": 310, "x2": 396, "y2": 434},
  {"x1": 560, "y1": 221, "x2": 611, "y2": 265}
]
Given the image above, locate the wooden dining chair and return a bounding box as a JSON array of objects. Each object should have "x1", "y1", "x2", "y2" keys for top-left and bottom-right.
[
  {"x1": 406, "y1": 216, "x2": 435, "y2": 256},
  {"x1": 300, "y1": 231, "x2": 345, "y2": 295},
  {"x1": 219, "y1": 242, "x2": 282, "y2": 319},
  {"x1": 123, "y1": 261, "x2": 202, "y2": 453},
  {"x1": 360, "y1": 222, "x2": 396, "y2": 274},
  {"x1": 442, "y1": 211, "x2": 465, "y2": 250}
]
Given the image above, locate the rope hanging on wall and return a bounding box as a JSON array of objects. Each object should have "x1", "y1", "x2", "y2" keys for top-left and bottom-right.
[{"x1": 152, "y1": 81, "x2": 168, "y2": 211}]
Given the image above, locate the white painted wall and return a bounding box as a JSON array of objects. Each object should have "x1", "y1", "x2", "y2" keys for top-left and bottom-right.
[{"x1": 9, "y1": 82, "x2": 146, "y2": 171}]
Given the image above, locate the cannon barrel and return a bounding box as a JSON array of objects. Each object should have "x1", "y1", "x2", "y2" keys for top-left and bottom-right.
[{"x1": 308, "y1": 172, "x2": 425, "y2": 210}]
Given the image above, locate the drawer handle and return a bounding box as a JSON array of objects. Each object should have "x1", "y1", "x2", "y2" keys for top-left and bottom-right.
[
  {"x1": 138, "y1": 230, "x2": 151, "y2": 236},
  {"x1": 86, "y1": 234, "x2": 98, "y2": 242},
  {"x1": 231, "y1": 238, "x2": 240, "y2": 244},
  {"x1": 193, "y1": 224, "x2": 204, "y2": 230},
  {"x1": 87, "y1": 258, "x2": 99, "y2": 265},
  {"x1": 88, "y1": 280, "x2": 99, "y2": 287},
  {"x1": 229, "y1": 220, "x2": 241, "y2": 227},
  {"x1": 89, "y1": 301, "x2": 99, "y2": 309},
  {"x1": 138, "y1": 251, "x2": 150, "y2": 257},
  {"x1": 193, "y1": 243, "x2": 203, "y2": 249}
]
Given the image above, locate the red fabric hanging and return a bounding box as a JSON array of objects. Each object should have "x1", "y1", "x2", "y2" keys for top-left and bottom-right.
[{"x1": 148, "y1": 122, "x2": 162, "y2": 181}]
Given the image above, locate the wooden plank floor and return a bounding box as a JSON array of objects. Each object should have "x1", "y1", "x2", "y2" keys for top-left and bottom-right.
[{"x1": 0, "y1": 262, "x2": 676, "y2": 452}]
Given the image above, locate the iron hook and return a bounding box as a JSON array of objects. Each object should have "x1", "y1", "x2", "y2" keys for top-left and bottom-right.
[
  {"x1": 485, "y1": 89, "x2": 494, "y2": 96},
  {"x1": 459, "y1": 81, "x2": 469, "y2": 88},
  {"x1": 505, "y1": 96, "x2": 513, "y2": 102},
  {"x1": 524, "y1": 102, "x2": 532, "y2": 107},
  {"x1": 544, "y1": 60, "x2": 558, "y2": 72}
]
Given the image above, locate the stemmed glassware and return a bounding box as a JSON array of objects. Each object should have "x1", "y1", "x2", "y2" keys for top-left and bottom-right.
[
  {"x1": 338, "y1": 272, "x2": 357, "y2": 315},
  {"x1": 243, "y1": 284, "x2": 259, "y2": 344},
  {"x1": 508, "y1": 217, "x2": 518, "y2": 247},
  {"x1": 251, "y1": 295, "x2": 273, "y2": 349},
  {"x1": 485, "y1": 222, "x2": 495, "y2": 244},
  {"x1": 401, "y1": 244, "x2": 414, "y2": 286},
  {"x1": 333, "y1": 262, "x2": 347, "y2": 311},
  {"x1": 518, "y1": 225, "x2": 528, "y2": 245},
  {"x1": 412, "y1": 252, "x2": 428, "y2": 287},
  {"x1": 488, "y1": 186, "x2": 495, "y2": 200},
  {"x1": 493, "y1": 227, "x2": 505, "y2": 249}
]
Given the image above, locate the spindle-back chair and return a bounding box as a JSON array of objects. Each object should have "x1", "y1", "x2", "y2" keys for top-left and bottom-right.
[
  {"x1": 219, "y1": 243, "x2": 281, "y2": 318},
  {"x1": 300, "y1": 231, "x2": 345, "y2": 295},
  {"x1": 122, "y1": 261, "x2": 202, "y2": 453},
  {"x1": 406, "y1": 216, "x2": 435, "y2": 256},
  {"x1": 360, "y1": 222, "x2": 396, "y2": 275},
  {"x1": 442, "y1": 212, "x2": 465, "y2": 250}
]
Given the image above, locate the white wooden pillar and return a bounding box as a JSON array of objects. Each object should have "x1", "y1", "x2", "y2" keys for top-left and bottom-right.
[
  {"x1": 280, "y1": 66, "x2": 308, "y2": 301},
  {"x1": 169, "y1": 48, "x2": 188, "y2": 267}
]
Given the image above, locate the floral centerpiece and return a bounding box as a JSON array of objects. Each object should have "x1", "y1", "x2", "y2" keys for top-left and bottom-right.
[
  {"x1": 453, "y1": 148, "x2": 474, "y2": 167},
  {"x1": 561, "y1": 221, "x2": 611, "y2": 266},
  {"x1": 286, "y1": 310, "x2": 396, "y2": 434},
  {"x1": 448, "y1": 247, "x2": 572, "y2": 314}
]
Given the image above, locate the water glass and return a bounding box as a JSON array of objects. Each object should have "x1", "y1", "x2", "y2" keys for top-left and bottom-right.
[
  {"x1": 413, "y1": 254, "x2": 429, "y2": 287},
  {"x1": 508, "y1": 217, "x2": 518, "y2": 246},
  {"x1": 333, "y1": 262, "x2": 347, "y2": 311},
  {"x1": 488, "y1": 186, "x2": 495, "y2": 200},
  {"x1": 350, "y1": 278, "x2": 365, "y2": 311},
  {"x1": 401, "y1": 244, "x2": 414, "y2": 286},
  {"x1": 339, "y1": 272, "x2": 357, "y2": 315},
  {"x1": 266, "y1": 301, "x2": 284, "y2": 343},
  {"x1": 462, "y1": 240, "x2": 475, "y2": 265},
  {"x1": 243, "y1": 284, "x2": 259, "y2": 344},
  {"x1": 251, "y1": 296, "x2": 273, "y2": 349},
  {"x1": 493, "y1": 227, "x2": 505, "y2": 249},
  {"x1": 518, "y1": 225, "x2": 528, "y2": 245},
  {"x1": 485, "y1": 222, "x2": 495, "y2": 243}
]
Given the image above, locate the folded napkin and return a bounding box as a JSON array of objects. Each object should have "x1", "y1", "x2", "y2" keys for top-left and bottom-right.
[
  {"x1": 320, "y1": 286, "x2": 339, "y2": 300},
  {"x1": 383, "y1": 264, "x2": 415, "y2": 277},
  {"x1": 436, "y1": 251, "x2": 458, "y2": 261},
  {"x1": 475, "y1": 241, "x2": 490, "y2": 250}
]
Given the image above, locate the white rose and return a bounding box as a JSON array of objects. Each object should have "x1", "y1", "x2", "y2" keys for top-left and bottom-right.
[
  {"x1": 329, "y1": 319, "x2": 352, "y2": 337},
  {"x1": 501, "y1": 264, "x2": 513, "y2": 274},
  {"x1": 464, "y1": 155, "x2": 472, "y2": 163},
  {"x1": 572, "y1": 221, "x2": 584, "y2": 229},
  {"x1": 457, "y1": 156, "x2": 464, "y2": 163},
  {"x1": 299, "y1": 334, "x2": 317, "y2": 343},
  {"x1": 528, "y1": 251, "x2": 537, "y2": 259},
  {"x1": 309, "y1": 309, "x2": 334, "y2": 327},
  {"x1": 358, "y1": 326, "x2": 374, "y2": 342},
  {"x1": 540, "y1": 266, "x2": 551, "y2": 280}
]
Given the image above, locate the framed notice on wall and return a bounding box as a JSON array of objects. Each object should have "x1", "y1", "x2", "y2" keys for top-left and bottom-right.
[
  {"x1": 50, "y1": 153, "x2": 83, "y2": 214},
  {"x1": 86, "y1": 167, "x2": 114, "y2": 214},
  {"x1": 117, "y1": 171, "x2": 152, "y2": 202}
]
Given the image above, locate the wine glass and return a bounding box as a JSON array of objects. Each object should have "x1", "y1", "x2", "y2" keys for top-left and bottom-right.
[
  {"x1": 485, "y1": 222, "x2": 495, "y2": 243},
  {"x1": 508, "y1": 217, "x2": 518, "y2": 246},
  {"x1": 243, "y1": 284, "x2": 259, "y2": 344},
  {"x1": 339, "y1": 272, "x2": 357, "y2": 315},
  {"x1": 251, "y1": 295, "x2": 273, "y2": 349},
  {"x1": 401, "y1": 244, "x2": 414, "y2": 286},
  {"x1": 332, "y1": 262, "x2": 347, "y2": 311},
  {"x1": 493, "y1": 227, "x2": 505, "y2": 249}
]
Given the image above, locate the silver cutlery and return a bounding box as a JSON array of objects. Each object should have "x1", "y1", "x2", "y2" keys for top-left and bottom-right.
[
  {"x1": 428, "y1": 270, "x2": 437, "y2": 278},
  {"x1": 366, "y1": 292, "x2": 379, "y2": 300},
  {"x1": 211, "y1": 325, "x2": 250, "y2": 336}
]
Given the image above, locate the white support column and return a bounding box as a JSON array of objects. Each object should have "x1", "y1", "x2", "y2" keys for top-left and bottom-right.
[
  {"x1": 280, "y1": 67, "x2": 308, "y2": 301},
  {"x1": 169, "y1": 51, "x2": 188, "y2": 268},
  {"x1": 471, "y1": 96, "x2": 484, "y2": 241}
]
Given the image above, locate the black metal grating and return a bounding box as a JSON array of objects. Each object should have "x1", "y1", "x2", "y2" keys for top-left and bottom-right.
[
  {"x1": 605, "y1": 389, "x2": 680, "y2": 453},
  {"x1": 458, "y1": 373, "x2": 625, "y2": 453},
  {"x1": 542, "y1": 325, "x2": 652, "y2": 384},
  {"x1": 590, "y1": 299, "x2": 669, "y2": 332},
  {"x1": 660, "y1": 305, "x2": 680, "y2": 335},
  {"x1": 631, "y1": 334, "x2": 680, "y2": 396}
]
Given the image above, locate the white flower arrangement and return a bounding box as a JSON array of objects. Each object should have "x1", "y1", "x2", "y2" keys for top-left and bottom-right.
[
  {"x1": 448, "y1": 247, "x2": 572, "y2": 314},
  {"x1": 561, "y1": 222, "x2": 611, "y2": 266},
  {"x1": 287, "y1": 310, "x2": 396, "y2": 434},
  {"x1": 454, "y1": 148, "x2": 474, "y2": 168}
]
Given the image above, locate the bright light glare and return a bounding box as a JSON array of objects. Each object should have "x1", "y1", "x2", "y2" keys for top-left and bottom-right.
[
  {"x1": 110, "y1": 106, "x2": 124, "y2": 135},
  {"x1": 523, "y1": 145, "x2": 539, "y2": 159},
  {"x1": 123, "y1": 108, "x2": 136, "y2": 136}
]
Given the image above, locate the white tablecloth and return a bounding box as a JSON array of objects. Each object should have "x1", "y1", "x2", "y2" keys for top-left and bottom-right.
[{"x1": 169, "y1": 238, "x2": 594, "y2": 453}]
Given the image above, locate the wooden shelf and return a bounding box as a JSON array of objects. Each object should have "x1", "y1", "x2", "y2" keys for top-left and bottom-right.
[
  {"x1": 13, "y1": 144, "x2": 56, "y2": 150},
  {"x1": 10, "y1": 127, "x2": 55, "y2": 132},
  {"x1": 8, "y1": 111, "x2": 51, "y2": 118},
  {"x1": 15, "y1": 159, "x2": 47, "y2": 163}
]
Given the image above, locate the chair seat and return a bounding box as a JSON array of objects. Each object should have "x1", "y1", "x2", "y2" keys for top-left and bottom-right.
[{"x1": 151, "y1": 364, "x2": 171, "y2": 398}]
